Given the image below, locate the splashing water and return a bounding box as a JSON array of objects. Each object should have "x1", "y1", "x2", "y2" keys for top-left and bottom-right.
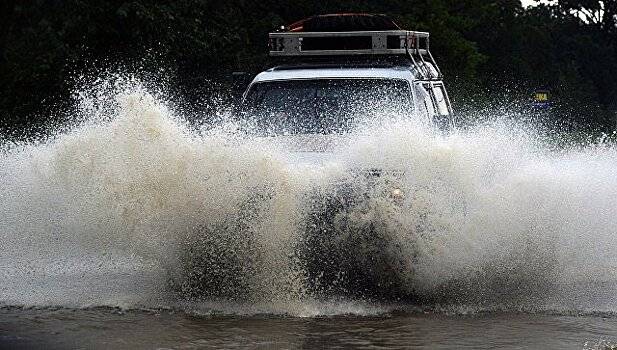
[{"x1": 1, "y1": 81, "x2": 616, "y2": 316}]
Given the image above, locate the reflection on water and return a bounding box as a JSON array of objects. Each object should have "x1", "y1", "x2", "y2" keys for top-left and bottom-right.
[{"x1": 0, "y1": 307, "x2": 616, "y2": 349}]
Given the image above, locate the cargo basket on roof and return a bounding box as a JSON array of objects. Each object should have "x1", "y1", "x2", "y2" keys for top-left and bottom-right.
[{"x1": 268, "y1": 14, "x2": 443, "y2": 80}]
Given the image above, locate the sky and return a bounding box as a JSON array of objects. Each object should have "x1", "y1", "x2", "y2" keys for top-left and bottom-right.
[{"x1": 521, "y1": 0, "x2": 555, "y2": 8}]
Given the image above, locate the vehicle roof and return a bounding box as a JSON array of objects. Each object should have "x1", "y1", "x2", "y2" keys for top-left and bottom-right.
[{"x1": 252, "y1": 67, "x2": 417, "y2": 84}]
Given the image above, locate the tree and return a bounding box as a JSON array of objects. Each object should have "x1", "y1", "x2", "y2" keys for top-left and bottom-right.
[
  {"x1": 559, "y1": 0, "x2": 617, "y2": 35},
  {"x1": 0, "y1": 0, "x2": 615, "y2": 136}
]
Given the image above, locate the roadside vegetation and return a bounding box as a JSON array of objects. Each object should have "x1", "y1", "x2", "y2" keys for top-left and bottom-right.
[{"x1": 1, "y1": 0, "x2": 615, "y2": 136}]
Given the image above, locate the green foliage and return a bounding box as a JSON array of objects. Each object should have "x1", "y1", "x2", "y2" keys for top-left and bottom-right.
[{"x1": 0, "y1": 0, "x2": 616, "y2": 134}]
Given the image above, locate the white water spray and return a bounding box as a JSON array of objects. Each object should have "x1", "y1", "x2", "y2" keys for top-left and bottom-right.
[{"x1": 1, "y1": 82, "x2": 616, "y2": 315}]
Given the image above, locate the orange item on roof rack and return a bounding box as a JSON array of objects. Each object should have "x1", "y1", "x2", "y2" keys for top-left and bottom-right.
[{"x1": 285, "y1": 13, "x2": 401, "y2": 32}]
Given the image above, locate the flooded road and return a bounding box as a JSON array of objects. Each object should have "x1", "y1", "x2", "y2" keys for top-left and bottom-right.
[
  {"x1": 1, "y1": 307, "x2": 616, "y2": 349},
  {"x1": 2, "y1": 83, "x2": 617, "y2": 349}
]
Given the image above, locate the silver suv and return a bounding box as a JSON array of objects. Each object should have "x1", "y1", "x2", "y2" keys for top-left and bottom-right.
[
  {"x1": 241, "y1": 14, "x2": 454, "y2": 136},
  {"x1": 237, "y1": 14, "x2": 455, "y2": 298}
]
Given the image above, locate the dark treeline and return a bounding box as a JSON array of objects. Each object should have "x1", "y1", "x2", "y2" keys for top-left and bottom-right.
[{"x1": 1, "y1": 0, "x2": 616, "y2": 135}]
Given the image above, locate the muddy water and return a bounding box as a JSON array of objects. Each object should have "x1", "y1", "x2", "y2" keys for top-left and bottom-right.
[
  {"x1": 1, "y1": 307, "x2": 616, "y2": 349},
  {"x1": 1, "y1": 81, "x2": 617, "y2": 349}
]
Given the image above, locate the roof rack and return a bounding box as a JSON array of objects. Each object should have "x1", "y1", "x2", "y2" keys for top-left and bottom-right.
[
  {"x1": 268, "y1": 56, "x2": 416, "y2": 71},
  {"x1": 268, "y1": 30, "x2": 442, "y2": 79}
]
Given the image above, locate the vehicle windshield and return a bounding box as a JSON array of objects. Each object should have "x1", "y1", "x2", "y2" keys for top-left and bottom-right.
[{"x1": 241, "y1": 78, "x2": 412, "y2": 135}]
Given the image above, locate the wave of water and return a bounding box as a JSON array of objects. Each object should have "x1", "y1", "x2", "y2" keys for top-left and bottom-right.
[{"x1": 1, "y1": 81, "x2": 616, "y2": 316}]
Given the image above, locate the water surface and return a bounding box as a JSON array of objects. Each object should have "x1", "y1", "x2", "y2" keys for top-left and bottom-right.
[
  {"x1": 1, "y1": 307, "x2": 616, "y2": 349},
  {"x1": 2, "y1": 83, "x2": 617, "y2": 349}
]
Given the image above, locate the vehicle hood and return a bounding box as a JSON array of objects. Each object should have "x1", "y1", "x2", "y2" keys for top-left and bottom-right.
[
  {"x1": 254, "y1": 134, "x2": 347, "y2": 166},
  {"x1": 247, "y1": 135, "x2": 405, "y2": 178}
]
